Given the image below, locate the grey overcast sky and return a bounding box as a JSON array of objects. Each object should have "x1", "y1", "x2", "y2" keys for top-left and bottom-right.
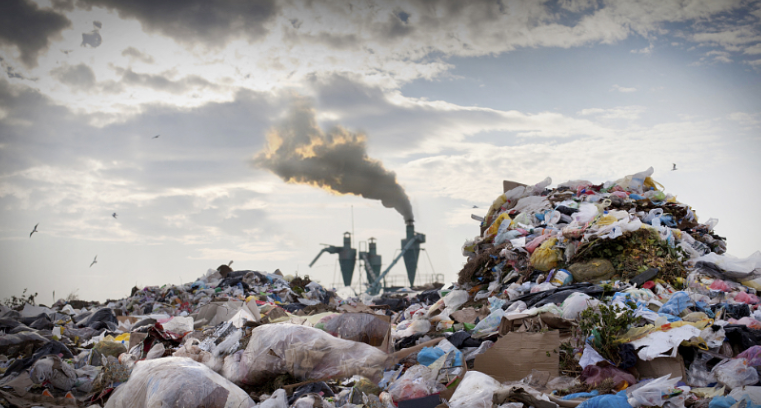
[{"x1": 1, "y1": 0, "x2": 760, "y2": 303}]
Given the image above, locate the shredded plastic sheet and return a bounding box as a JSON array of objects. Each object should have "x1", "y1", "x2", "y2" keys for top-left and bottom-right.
[
  {"x1": 323, "y1": 313, "x2": 389, "y2": 347},
  {"x1": 104, "y1": 357, "x2": 254, "y2": 408},
  {"x1": 224, "y1": 324, "x2": 391, "y2": 386},
  {"x1": 628, "y1": 324, "x2": 701, "y2": 360}
]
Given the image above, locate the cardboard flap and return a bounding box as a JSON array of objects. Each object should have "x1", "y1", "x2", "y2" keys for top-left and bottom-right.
[{"x1": 474, "y1": 331, "x2": 560, "y2": 383}]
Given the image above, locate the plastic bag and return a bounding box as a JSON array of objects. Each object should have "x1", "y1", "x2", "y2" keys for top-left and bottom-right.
[
  {"x1": 393, "y1": 318, "x2": 431, "y2": 339},
  {"x1": 104, "y1": 357, "x2": 254, "y2": 408},
  {"x1": 687, "y1": 352, "x2": 718, "y2": 387},
  {"x1": 659, "y1": 291, "x2": 693, "y2": 316},
  {"x1": 29, "y1": 355, "x2": 77, "y2": 391},
  {"x1": 224, "y1": 324, "x2": 391, "y2": 386},
  {"x1": 442, "y1": 290, "x2": 469, "y2": 313},
  {"x1": 627, "y1": 374, "x2": 681, "y2": 407},
  {"x1": 471, "y1": 308, "x2": 505, "y2": 338},
  {"x1": 561, "y1": 292, "x2": 598, "y2": 321},
  {"x1": 448, "y1": 371, "x2": 503, "y2": 408},
  {"x1": 738, "y1": 346, "x2": 761, "y2": 367},
  {"x1": 145, "y1": 342, "x2": 166, "y2": 360},
  {"x1": 712, "y1": 358, "x2": 759, "y2": 389},
  {"x1": 387, "y1": 364, "x2": 440, "y2": 402},
  {"x1": 530, "y1": 238, "x2": 561, "y2": 271}
]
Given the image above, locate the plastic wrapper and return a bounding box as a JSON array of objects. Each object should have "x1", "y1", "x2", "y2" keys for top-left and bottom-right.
[
  {"x1": 712, "y1": 358, "x2": 759, "y2": 389},
  {"x1": 577, "y1": 391, "x2": 632, "y2": 408},
  {"x1": 322, "y1": 313, "x2": 389, "y2": 347},
  {"x1": 659, "y1": 291, "x2": 693, "y2": 316},
  {"x1": 471, "y1": 308, "x2": 504, "y2": 338},
  {"x1": 224, "y1": 324, "x2": 391, "y2": 386},
  {"x1": 448, "y1": 371, "x2": 503, "y2": 408},
  {"x1": 104, "y1": 357, "x2": 254, "y2": 408}
]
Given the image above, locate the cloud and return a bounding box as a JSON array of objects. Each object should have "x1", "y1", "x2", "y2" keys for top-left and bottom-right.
[
  {"x1": 0, "y1": 0, "x2": 71, "y2": 68},
  {"x1": 578, "y1": 106, "x2": 646, "y2": 120},
  {"x1": 115, "y1": 67, "x2": 218, "y2": 94},
  {"x1": 50, "y1": 63, "x2": 96, "y2": 90},
  {"x1": 77, "y1": 0, "x2": 280, "y2": 48},
  {"x1": 729, "y1": 111, "x2": 761, "y2": 127},
  {"x1": 121, "y1": 46, "x2": 155, "y2": 63},
  {"x1": 631, "y1": 44, "x2": 653, "y2": 54},
  {"x1": 611, "y1": 84, "x2": 637, "y2": 93}
]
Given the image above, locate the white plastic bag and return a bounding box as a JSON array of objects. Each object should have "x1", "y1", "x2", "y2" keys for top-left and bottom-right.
[
  {"x1": 104, "y1": 357, "x2": 254, "y2": 408},
  {"x1": 448, "y1": 371, "x2": 503, "y2": 408},
  {"x1": 561, "y1": 292, "x2": 598, "y2": 320}
]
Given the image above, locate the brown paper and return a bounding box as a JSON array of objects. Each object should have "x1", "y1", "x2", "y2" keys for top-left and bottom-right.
[{"x1": 475, "y1": 331, "x2": 560, "y2": 383}]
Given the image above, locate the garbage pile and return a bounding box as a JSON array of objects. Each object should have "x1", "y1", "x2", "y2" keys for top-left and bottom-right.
[{"x1": 2, "y1": 167, "x2": 761, "y2": 408}]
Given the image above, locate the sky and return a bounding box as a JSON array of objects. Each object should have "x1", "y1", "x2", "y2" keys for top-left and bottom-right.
[{"x1": 1, "y1": 0, "x2": 760, "y2": 304}]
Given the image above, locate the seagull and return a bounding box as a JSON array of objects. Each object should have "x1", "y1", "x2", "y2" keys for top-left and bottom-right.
[
  {"x1": 90, "y1": 256, "x2": 97, "y2": 267},
  {"x1": 472, "y1": 205, "x2": 478, "y2": 208},
  {"x1": 30, "y1": 223, "x2": 39, "y2": 238},
  {"x1": 112, "y1": 212, "x2": 118, "y2": 219},
  {"x1": 152, "y1": 134, "x2": 160, "y2": 139},
  {"x1": 672, "y1": 163, "x2": 677, "y2": 171}
]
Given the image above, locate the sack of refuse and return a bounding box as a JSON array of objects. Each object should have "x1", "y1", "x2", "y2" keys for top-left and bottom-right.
[
  {"x1": 223, "y1": 324, "x2": 392, "y2": 386},
  {"x1": 448, "y1": 371, "x2": 504, "y2": 408},
  {"x1": 104, "y1": 357, "x2": 254, "y2": 408}
]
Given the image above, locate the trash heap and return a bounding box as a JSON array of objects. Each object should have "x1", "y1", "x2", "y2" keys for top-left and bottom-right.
[{"x1": 2, "y1": 167, "x2": 761, "y2": 408}]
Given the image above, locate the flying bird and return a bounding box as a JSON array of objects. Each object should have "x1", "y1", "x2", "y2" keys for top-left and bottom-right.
[
  {"x1": 112, "y1": 212, "x2": 118, "y2": 219},
  {"x1": 90, "y1": 256, "x2": 98, "y2": 267},
  {"x1": 152, "y1": 134, "x2": 160, "y2": 139},
  {"x1": 472, "y1": 205, "x2": 478, "y2": 208},
  {"x1": 30, "y1": 223, "x2": 39, "y2": 238},
  {"x1": 672, "y1": 163, "x2": 677, "y2": 171}
]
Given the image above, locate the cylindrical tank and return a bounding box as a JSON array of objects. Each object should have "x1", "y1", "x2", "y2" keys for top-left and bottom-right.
[
  {"x1": 401, "y1": 221, "x2": 425, "y2": 287},
  {"x1": 338, "y1": 232, "x2": 356, "y2": 287},
  {"x1": 365, "y1": 238, "x2": 382, "y2": 283}
]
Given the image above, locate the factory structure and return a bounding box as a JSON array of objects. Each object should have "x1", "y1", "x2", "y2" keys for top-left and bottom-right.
[{"x1": 309, "y1": 220, "x2": 427, "y2": 295}]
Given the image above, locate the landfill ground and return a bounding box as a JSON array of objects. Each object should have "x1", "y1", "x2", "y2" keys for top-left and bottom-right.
[{"x1": 3, "y1": 167, "x2": 761, "y2": 408}]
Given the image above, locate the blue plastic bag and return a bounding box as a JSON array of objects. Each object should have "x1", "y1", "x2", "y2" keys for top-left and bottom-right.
[
  {"x1": 660, "y1": 291, "x2": 693, "y2": 316},
  {"x1": 577, "y1": 391, "x2": 632, "y2": 408}
]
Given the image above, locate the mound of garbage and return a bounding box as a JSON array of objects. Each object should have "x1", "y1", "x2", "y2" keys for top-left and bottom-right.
[{"x1": 2, "y1": 167, "x2": 761, "y2": 408}]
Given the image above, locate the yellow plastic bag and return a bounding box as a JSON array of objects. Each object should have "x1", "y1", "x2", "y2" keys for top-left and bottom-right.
[
  {"x1": 485, "y1": 213, "x2": 511, "y2": 236},
  {"x1": 530, "y1": 238, "x2": 560, "y2": 271}
]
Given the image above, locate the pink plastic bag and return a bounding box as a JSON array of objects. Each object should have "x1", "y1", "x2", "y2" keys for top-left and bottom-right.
[
  {"x1": 738, "y1": 345, "x2": 761, "y2": 367},
  {"x1": 734, "y1": 291, "x2": 759, "y2": 304},
  {"x1": 710, "y1": 280, "x2": 730, "y2": 292}
]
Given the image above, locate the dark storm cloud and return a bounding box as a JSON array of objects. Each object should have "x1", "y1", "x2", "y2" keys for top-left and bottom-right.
[
  {"x1": 253, "y1": 98, "x2": 415, "y2": 222},
  {"x1": 116, "y1": 67, "x2": 216, "y2": 94},
  {"x1": 51, "y1": 63, "x2": 96, "y2": 90},
  {"x1": 0, "y1": 0, "x2": 71, "y2": 68},
  {"x1": 76, "y1": 0, "x2": 279, "y2": 47},
  {"x1": 121, "y1": 47, "x2": 154, "y2": 63}
]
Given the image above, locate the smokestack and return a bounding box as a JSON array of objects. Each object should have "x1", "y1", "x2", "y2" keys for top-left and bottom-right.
[{"x1": 253, "y1": 99, "x2": 414, "y2": 222}]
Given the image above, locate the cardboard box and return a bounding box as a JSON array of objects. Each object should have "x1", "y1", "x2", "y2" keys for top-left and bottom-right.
[
  {"x1": 634, "y1": 355, "x2": 687, "y2": 380},
  {"x1": 474, "y1": 331, "x2": 560, "y2": 383},
  {"x1": 503, "y1": 180, "x2": 527, "y2": 193}
]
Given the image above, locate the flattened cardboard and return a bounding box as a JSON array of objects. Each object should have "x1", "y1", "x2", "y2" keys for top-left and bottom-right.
[
  {"x1": 128, "y1": 331, "x2": 147, "y2": 351},
  {"x1": 634, "y1": 355, "x2": 687, "y2": 380},
  {"x1": 475, "y1": 331, "x2": 560, "y2": 383}
]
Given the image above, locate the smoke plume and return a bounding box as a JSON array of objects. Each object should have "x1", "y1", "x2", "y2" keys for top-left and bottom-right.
[{"x1": 253, "y1": 100, "x2": 414, "y2": 222}]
